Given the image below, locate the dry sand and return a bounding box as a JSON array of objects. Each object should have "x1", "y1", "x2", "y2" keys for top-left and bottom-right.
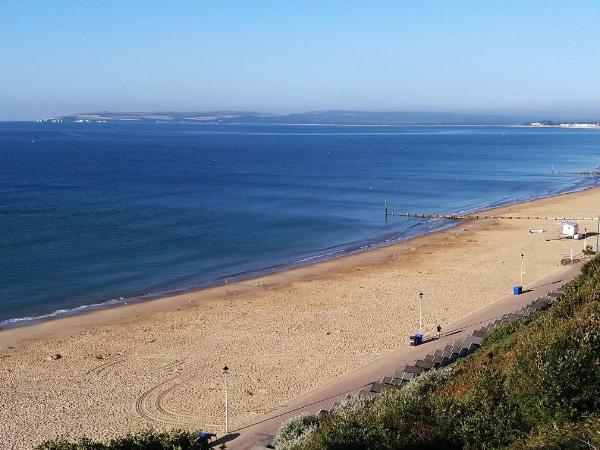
[{"x1": 1, "y1": 187, "x2": 600, "y2": 449}]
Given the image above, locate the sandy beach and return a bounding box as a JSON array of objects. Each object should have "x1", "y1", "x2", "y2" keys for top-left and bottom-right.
[{"x1": 1, "y1": 186, "x2": 600, "y2": 449}]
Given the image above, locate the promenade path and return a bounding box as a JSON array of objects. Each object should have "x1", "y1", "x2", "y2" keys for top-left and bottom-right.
[{"x1": 225, "y1": 262, "x2": 582, "y2": 449}]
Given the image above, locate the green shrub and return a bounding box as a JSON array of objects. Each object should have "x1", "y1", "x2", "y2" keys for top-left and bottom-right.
[
  {"x1": 457, "y1": 367, "x2": 524, "y2": 449},
  {"x1": 300, "y1": 409, "x2": 390, "y2": 450},
  {"x1": 35, "y1": 429, "x2": 202, "y2": 450},
  {"x1": 481, "y1": 320, "x2": 526, "y2": 354},
  {"x1": 271, "y1": 414, "x2": 320, "y2": 450},
  {"x1": 508, "y1": 302, "x2": 600, "y2": 426},
  {"x1": 505, "y1": 416, "x2": 600, "y2": 449},
  {"x1": 582, "y1": 244, "x2": 596, "y2": 256},
  {"x1": 293, "y1": 369, "x2": 458, "y2": 450},
  {"x1": 334, "y1": 395, "x2": 375, "y2": 418},
  {"x1": 373, "y1": 368, "x2": 457, "y2": 448}
]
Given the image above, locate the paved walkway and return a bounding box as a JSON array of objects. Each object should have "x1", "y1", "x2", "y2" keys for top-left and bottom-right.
[{"x1": 224, "y1": 263, "x2": 582, "y2": 449}]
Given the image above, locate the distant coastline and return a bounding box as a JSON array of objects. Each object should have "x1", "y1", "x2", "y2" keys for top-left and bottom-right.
[
  {"x1": 524, "y1": 120, "x2": 600, "y2": 129},
  {"x1": 38, "y1": 110, "x2": 529, "y2": 126},
  {"x1": 37, "y1": 110, "x2": 600, "y2": 127}
]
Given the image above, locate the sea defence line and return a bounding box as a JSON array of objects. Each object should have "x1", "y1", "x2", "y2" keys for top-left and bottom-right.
[
  {"x1": 388, "y1": 212, "x2": 600, "y2": 221},
  {"x1": 387, "y1": 211, "x2": 600, "y2": 249}
]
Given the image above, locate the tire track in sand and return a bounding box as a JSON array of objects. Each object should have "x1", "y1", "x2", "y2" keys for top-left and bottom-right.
[
  {"x1": 135, "y1": 369, "x2": 205, "y2": 426},
  {"x1": 85, "y1": 358, "x2": 125, "y2": 376}
]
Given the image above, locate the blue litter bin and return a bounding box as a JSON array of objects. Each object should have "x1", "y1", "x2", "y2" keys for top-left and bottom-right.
[
  {"x1": 410, "y1": 333, "x2": 424, "y2": 346},
  {"x1": 414, "y1": 333, "x2": 423, "y2": 345},
  {"x1": 513, "y1": 285, "x2": 523, "y2": 295}
]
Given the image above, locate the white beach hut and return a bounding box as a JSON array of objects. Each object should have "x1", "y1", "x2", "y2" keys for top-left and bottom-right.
[{"x1": 562, "y1": 221, "x2": 579, "y2": 237}]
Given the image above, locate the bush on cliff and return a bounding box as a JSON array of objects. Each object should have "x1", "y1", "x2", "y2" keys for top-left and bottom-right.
[
  {"x1": 275, "y1": 256, "x2": 600, "y2": 449},
  {"x1": 35, "y1": 429, "x2": 203, "y2": 450},
  {"x1": 271, "y1": 414, "x2": 320, "y2": 450}
]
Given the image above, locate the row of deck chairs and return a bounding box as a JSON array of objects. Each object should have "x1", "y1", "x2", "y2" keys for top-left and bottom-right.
[{"x1": 318, "y1": 285, "x2": 566, "y2": 416}]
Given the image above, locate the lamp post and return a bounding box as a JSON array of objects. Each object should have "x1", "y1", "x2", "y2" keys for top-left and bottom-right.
[
  {"x1": 223, "y1": 365, "x2": 229, "y2": 434},
  {"x1": 520, "y1": 253, "x2": 524, "y2": 288},
  {"x1": 418, "y1": 292, "x2": 423, "y2": 334},
  {"x1": 584, "y1": 227, "x2": 587, "y2": 251}
]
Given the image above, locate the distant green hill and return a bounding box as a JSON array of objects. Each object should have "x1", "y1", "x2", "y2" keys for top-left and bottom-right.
[{"x1": 52, "y1": 110, "x2": 528, "y2": 125}]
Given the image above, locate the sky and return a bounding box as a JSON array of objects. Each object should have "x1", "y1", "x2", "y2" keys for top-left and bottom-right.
[{"x1": 1, "y1": 1, "x2": 600, "y2": 120}]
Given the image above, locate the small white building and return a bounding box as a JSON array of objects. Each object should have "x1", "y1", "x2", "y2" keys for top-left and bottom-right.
[{"x1": 562, "y1": 221, "x2": 579, "y2": 237}]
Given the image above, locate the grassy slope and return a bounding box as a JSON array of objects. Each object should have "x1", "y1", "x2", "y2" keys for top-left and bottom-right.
[{"x1": 279, "y1": 257, "x2": 600, "y2": 450}]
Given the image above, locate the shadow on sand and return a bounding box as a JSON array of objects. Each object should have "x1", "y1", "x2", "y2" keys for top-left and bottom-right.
[{"x1": 210, "y1": 432, "x2": 240, "y2": 448}]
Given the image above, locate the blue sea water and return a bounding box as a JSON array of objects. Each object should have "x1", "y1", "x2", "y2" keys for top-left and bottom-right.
[{"x1": 1, "y1": 122, "x2": 600, "y2": 326}]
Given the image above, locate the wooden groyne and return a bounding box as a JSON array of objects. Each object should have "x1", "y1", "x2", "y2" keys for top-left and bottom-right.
[{"x1": 388, "y1": 212, "x2": 600, "y2": 221}]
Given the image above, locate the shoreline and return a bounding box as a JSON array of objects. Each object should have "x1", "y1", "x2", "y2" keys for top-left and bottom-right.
[
  {"x1": 0, "y1": 218, "x2": 469, "y2": 348},
  {"x1": 0, "y1": 184, "x2": 596, "y2": 349},
  {"x1": 0, "y1": 219, "x2": 460, "y2": 332},
  {"x1": 1, "y1": 177, "x2": 597, "y2": 335},
  {"x1": 3, "y1": 185, "x2": 600, "y2": 448}
]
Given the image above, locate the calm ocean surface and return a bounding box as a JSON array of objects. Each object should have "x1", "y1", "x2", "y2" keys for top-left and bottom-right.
[{"x1": 1, "y1": 122, "x2": 600, "y2": 326}]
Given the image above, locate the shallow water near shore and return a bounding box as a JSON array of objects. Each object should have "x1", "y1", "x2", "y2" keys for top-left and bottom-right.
[{"x1": 1, "y1": 122, "x2": 600, "y2": 326}]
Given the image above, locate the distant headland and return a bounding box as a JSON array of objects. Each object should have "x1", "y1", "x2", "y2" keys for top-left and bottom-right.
[
  {"x1": 525, "y1": 120, "x2": 600, "y2": 129},
  {"x1": 38, "y1": 111, "x2": 600, "y2": 127},
  {"x1": 38, "y1": 110, "x2": 531, "y2": 126}
]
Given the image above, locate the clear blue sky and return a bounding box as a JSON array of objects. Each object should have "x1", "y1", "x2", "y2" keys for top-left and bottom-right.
[{"x1": 1, "y1": 1, "x2": 599, "y2": 120}]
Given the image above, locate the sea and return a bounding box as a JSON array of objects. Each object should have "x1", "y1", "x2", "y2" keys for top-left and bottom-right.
[{"x1": 2, "y1": 122, "x2": 600, "y2": 327}]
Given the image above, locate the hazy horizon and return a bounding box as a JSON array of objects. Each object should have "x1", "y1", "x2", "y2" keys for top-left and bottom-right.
[
  {"x1": 22, "y1": 109, "x2": 600, "y2": 126},
  {"x1": 2, "y1": 1, "x2": 600, "y2": 120},
  {"x1": 4, "y1": 109, "x2": 600, "y2": 124}
]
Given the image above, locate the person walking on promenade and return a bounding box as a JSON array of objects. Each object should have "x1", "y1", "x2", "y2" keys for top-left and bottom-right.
[{"x1": 436, "y1": 324, "x2": 442, "y2": 339}]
